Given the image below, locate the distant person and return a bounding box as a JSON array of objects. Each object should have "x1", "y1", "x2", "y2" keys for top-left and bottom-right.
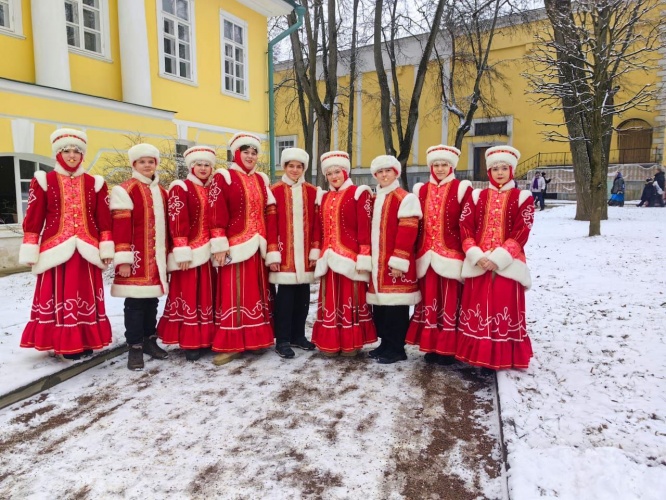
[
  {"x1": 654, "y1": 167, "x2": 665, "y2": 206},
  {"x1": 542, "y1": 171, "x2": 552, "y2": 202},
  {"x1": 637, "y1": 178, "x2": 657, "y2": 207},
  {"x1": 531, "y1": 172, "x2": 546, "y2": 211},
  {"x1": 608, "y1": 172, "x2": 625, "y2": 207}
]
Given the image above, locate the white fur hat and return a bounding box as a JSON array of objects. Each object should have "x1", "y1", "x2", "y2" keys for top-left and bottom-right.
[
  {"x1": 320, "y1": 150, "x2": 350, "y2": 175},
  {"x1": 370, "y1": 155, "x2": 401, "y2": 177},
  {"x1": 485, "y1": 145, "x2": 520, "y2": 173},
  {"x1": 229, "y1": 132, "x2": 261, "y2": 155},
  {"x1": 184, "y1": 145, "x2": 216, "y2": 169},
  {"x1": 426, "y1": 144, "x2": 460, "y2": 168},
  {"x1": 51, "y1": 128, "x2": 87, "y2": 156},
  {"x1": 281, "y1": 147, "x2": 309, "y2": 172},
  {"x1": 128, "y1": 143, "x2": 160, "y2": 166}
]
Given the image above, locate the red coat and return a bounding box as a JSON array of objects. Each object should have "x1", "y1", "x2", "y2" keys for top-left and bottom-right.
[
  {"x1": 110, "y1": 171, "x2": 169, "y2": 298},
  {"x1": 312, "y1": 179, "x2": 372, "y2": 282},
  {"x1": 460, "y1": 181, "x2": 534, "y2": 288},
  {"x1": 367, "y1": 180, "x2": 422, "y2": 305},
  {"x1": 18, "y1": 164, "x2": 114, "y2": 274},
  {"x1": 413, "y1": 174, "x2": 472, "y2": 280},
  {"x1": 266, "y1": 175, "x2": 318, "y2": 284},
  {"x1": 166, "y1": 174, "x2": 211, "y2": 271},
  {"x1": 208, "y1": 162, "x2": 276, "y2": 264}
]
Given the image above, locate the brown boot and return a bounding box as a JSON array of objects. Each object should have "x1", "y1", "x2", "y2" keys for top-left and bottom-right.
[
  {"x1": 143, "y1": 336, "x2": 168, "y2": 359},
  {"x1": 127, "y1": 344, "x2": 144, "y2": 371}
]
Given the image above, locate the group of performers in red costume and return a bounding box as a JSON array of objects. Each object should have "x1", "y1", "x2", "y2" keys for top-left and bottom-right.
[{"x1": 18, "y1": 128, "x2": 534, "y2": 371}]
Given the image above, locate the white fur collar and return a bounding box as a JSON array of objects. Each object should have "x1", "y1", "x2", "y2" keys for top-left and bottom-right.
[
  {"x1": 488, "y1": 179, "x2": 516, "y2": 192},
  {"x1": 430, "y1": 172, "x2": 455, "y2": 186},
  {"x1": 54, "y1": 163, "x2": 85, "y2": 177},
  {"x1": 132, "y1": 169, "x2": 160, "y2": 187},
  {"x1": 330, "y1": 178, "x2": 353, "y2": 192},
  {"x1": 376, "y1": 179, "x2": 400, "y2": 195},
  {"x1": 281, "y1": 174, "x2": 305, "y2": 187},
  {"x1": 187, "y1": 172, "x2": 210, "y2": 187},
  {"x1": 229, "y1": 161, "x2": 257, "y2": 176}
]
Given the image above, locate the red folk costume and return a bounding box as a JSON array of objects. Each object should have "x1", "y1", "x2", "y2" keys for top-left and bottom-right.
[
  {"x1": 19, "y1": 128, "x2": 114, "y2": 355},
  {"x1": 157, "y1": 146, "x2": 216, "y2": 350},
  {"x1": 311, "y1": 151, "x2": 377, "y2": 353},
  {"x1": 457, "y1": 145, "x2": 535, "y2": 370},
  {"x1": 405, "y1": 145, "x2": 472, "y2": 355},
  {"x1": 209, "y1": 132, "x2": 275, "y2": 353}
]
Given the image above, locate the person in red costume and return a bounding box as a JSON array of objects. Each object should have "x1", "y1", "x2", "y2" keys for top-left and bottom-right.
[
  {"x1": 157, "y1": 145, "x2": 217, "y2": 361},
  {"x1": 311, "y1": 150, "x2": 377, "y2": 357},
  {"x1": 209, "y1": 132, "x2": 276, "y2": 364},
  {"x1": 456, "y1": 145, "x2": 535, "y2": 370},
  {"x1": 405, "y1": 145, "x2": 472, "y2": 365},
  {"x1": 18, "y1": 128, "x2": 114, "y2": 360}
]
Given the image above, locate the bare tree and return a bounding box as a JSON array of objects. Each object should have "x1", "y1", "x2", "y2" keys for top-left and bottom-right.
[{"x1": 525, "y1": 0, "x2": 662, "y2": 235}]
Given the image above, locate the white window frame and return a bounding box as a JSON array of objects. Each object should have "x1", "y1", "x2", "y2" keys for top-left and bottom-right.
[
  {"x1": 157, "y1": 0, "x2": 198, "y2": 86},
  {"x1": 220, "y1": 10, "x2": 249, "y2": 100},
  {"x1": 64, "y1": 0, "x2": 111, "y2": 61},
  {"x1": 472, "y1": 116, "x2": 513, "y2": 138},
  {"x1": 0, "y1": 156, "x2": 53, "y2": 225},
  {"x1": 275, "y1": 135, "x2": 297, "y2": 168},
  {"x1": 0, "y1": 0, "x2": 23, "y2": 38}
]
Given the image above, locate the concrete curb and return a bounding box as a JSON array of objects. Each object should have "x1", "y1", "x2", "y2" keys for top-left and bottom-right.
[{"x1": 0, "y1": 344, "x2": 128, "y2": 411}]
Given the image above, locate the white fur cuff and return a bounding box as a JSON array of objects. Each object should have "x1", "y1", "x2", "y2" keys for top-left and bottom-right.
[
  {"x1": 488, "y1": 247, "x2": 513, "y2": 271},
  {"x1": 99, "y1": 240, "x2": 115, "y2": 260},
  {"x1": 19, "y1": 243, "x2": 40, "y2": 266},
  {"x1": 465, "y1": 246, "x2": 485, "y2": 266},
  {"x1": 114, "y1": 251, "x2": 135, "y2": 266},
  {"x1": 173, "y1": 245, "x2": 193, "y2": 264},
  {"x1": 388, "y1": 255, "x2": 410, "y2": 273},
  {"x1": 356, "y1": 254, "x2": 372, "y2": 272},
  {"x1": 210, "y1": 237, "x2": 230, "y2": 254},
  {"x1": 309, "y1": 248, "x2": 320, "y2": 261},
  {"x1": 265, "y1": 251, "x2": 281, "y2": 266}
]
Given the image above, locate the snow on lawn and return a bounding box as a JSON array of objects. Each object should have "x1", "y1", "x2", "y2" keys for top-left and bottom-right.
[{"x1": 501, "y1": 204, "x2": 666, "y2": 500}]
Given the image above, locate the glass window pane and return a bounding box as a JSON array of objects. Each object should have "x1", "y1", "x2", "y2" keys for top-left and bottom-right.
[
  {"x1": 83, "y1": 8, "x2": 99, "y2": 30},
  {"x1": 178, "y1": 42, "x2": 189, "y2": 60},
  {"x1": 224, "y1": 59, "x2": 231, "y2": 75},
  {"x1": 179, "y1": 61, "x2": 190, "y2": 78},
  {"x1": 177, "y1": 23, "x2": 189, "y2": 42},
  {"x1": 66, "y1": 25, "x2": 80, "y2": 47},
  {"x1": 0, "y1": 5, "x2": 7, "y2": 28},
  {"x1": 162, "y1": 0, "x2": 175, "y2": 15},
  {"x1": 164, "y1": 18, "x2": 174, "y2": 35},
  {"x1": 236, "y1": 63, "x2": 243, "y2": 77},
  {"x1": 235, "y1": 47, "x2": 243, "y2": 63},
  {"x1": 19, "y1": 160, "x2": 35, "y2": 180},
  {"x1": 84, "y1": 31, "x2": 100, "y2": 52},
  {"x1": 165, "y1": 56, "x2": 175, "y2": 74},
  {"x1": 38, "y1": 163, "x2": 53, "y2": 173},
  {"x1": 83, "y1": 0, "x2": 98, "y2": 7},
  {"x1": 223, "y1": 20, "x2": 232, "y2": 40},
  {"x1": 0, "y1": 157, "x2": 17, "y2": 222},
  {"x1": 164, "y1": 37, "x2": 174, "y2": 55},
  {"x1": 225, "y1": 44, "x2": 232, "y2": 57},
  {"x1": 21, "y1": 181, "x2": 30, "y2": 198},
  {"x1": 234, "y1": 25, "x2": 243, "y2": 44},
  {"x1": 225, "y1": 76, "x2": 232, "y2": 91},
  {"x1": 65, "y1": 2, "x2": 77, "y2": 23},
  {"x1": 235, "y1": 80, "x2": 243, "y2": 95},
  {"x1": 176, "y1": 0, "x2": 188, "y2": 20}
]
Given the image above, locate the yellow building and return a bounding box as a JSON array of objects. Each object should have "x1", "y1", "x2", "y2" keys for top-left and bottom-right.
[
  {"x1": 274, "y1": 9, "x2": 664, "y2": 186},
  {"x1": 0, "y1": 0, "x2": 297, "y2": 270}
]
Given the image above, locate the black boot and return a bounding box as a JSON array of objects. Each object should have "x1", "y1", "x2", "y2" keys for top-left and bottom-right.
[
  {"x1": 63, "y1": 352, "x2": 82, "y2": 360},
  {"x1": 377, "y1": 351, "x2": 408, "y2": 364},
  {"x1": 127, "y1": 344, "x2": 144, "y2": 371},
  {"x1": 424, "y1": 352, "x2": 440, "y2": 364},
  {"x1": 143, "y1": 336, "x2": 168, "y2": 359},
  {"x1": 185, "y1": 349, "x2": 202, "y2": 361},
  {"x1": 368, "y1": 343, "x2": 387, "y2": 359},
  {"x1": 276, "y1": 342, "x2": 295, "y2": 359},
  {"x1": 290, "y1": 337, "x2": 315, "y2": 350}
]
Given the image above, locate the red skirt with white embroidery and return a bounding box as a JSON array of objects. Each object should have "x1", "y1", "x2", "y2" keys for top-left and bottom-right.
[
  {"x1": 20, "y1": 251, "x2": 112, "y2": 355},
  {"x1": 405, "y1": 267, "x2": 461, "y2": 355},
  {"x1": 455, "y1": 272, "x2": 533, "y2": 370},
  {"x1": 157, "y1": 261, "x2": 215, "y2": 349},
  {"x1": 312, "y1": 270, "x2": 377, "y2": 353},
  {"x1": 211, "y1": 252, "x2": 274, "y2": 352}
]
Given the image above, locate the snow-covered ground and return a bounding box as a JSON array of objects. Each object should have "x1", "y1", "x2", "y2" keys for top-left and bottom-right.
[{"x1": 1, "y1": 204, "x2": 665, "y2": 499}]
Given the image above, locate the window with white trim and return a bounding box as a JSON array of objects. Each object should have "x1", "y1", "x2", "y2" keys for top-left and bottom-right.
[
  {"x1": 0, "y1": 156, "x2": 53, "y2": 224},
  {"x1": 221, "y1": 13, "x2": 247, "y2": 97},
  {"x1": 276, "y1": 136, "x2": 296, "y2": 159},
  {"x1": 65, "y1": 0, "x2": 105, "y2": 55},
  {"x1": 0, "y1": 0, "x2": 22, "y2": 35},
  {"x1": 0, "y1": 1, "x2": 11, "y2": 30},
  {"x1": 159, "y1": 0, "x2": 194, "y2": 81}
]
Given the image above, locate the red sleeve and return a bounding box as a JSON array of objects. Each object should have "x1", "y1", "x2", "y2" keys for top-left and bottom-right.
[
  {"x1": 95, "y1": 181, "x2": 114, "y2": 260},
  {"x1": 208, "y1": 172, "x2": 230, "y2": 253},
  {"x1": 392, "y1": 216, "x2": 419, "y2": 261},
  {"x1": 111, "y1": 187, "x2": 134, "y2": 267},
  {"x1": 22, "y1": 177, "x2": 47, "y2": 243},
  {"x1": 266, "y1": 185, "x2": 279, "y2": 254},
  {"x1": 356, "y1": 189, "x2": 372, "y2": 256},
  {"x1": 168, "y1": 184, "x2": 190, "y2": 247},
  {"x1": 460, "y1": 193, "x2": 478, "y2": 253},
  {"x1": 503, "y1": 194, "x2": 534, "y2": 257}
]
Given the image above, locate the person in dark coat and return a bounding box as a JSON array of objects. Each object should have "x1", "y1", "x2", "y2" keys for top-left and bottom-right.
[
  {"x1": 637, "y1": 178, "x2": 657, "y2": 207},
  {"x1": 608, "y1": 172, "x2": 625, "y2": 207},
  {"x1": 653, "y1": 168, "x2": 665, "y2": 207}
]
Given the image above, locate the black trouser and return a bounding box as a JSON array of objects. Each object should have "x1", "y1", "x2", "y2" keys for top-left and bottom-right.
[
  {"x1": 373, "y1": 305, "x2": 410, "y2": 356},
  {"x1": 273, "y1": 284, "x2": 311, "y2": 345},
  {"x1": 124, "y1": 297, "x2": 159, "y2": 346}
]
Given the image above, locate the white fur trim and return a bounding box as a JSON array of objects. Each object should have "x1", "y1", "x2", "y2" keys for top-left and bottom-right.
[
  {"x1": 465, "y1": 246, "x2": 485, "y2": 266},
  {"x1": 416, "y1": 251, "x2": 463, "y2": 281},
  {"x1": 370, "y1": 188, "x2": 385, "y2": 292},
  {"x1": 18, "y1": 243, "x2": 40, "y2": 266},
  {"x1": 167, "y1": 242, "x2": 211, "y2": 272},
  {"x1": 265, "y1": 251, "x2": 281, "y2": 266},
  {"x1": 458, "y1": 180, "x2": 472, "y2": 204},
  {"x1": 258, "y1": 172, "x2": 276, "y2": 205},
  {"x1": 228, "y1": 234, "x2": 267, "y2": 264},
  {"x1": 370, "y1": 155, "x2": 401, "y2": 177},
  {"x1": 172, "y1": 245, "x2": 193, "y2": 263},
  {"x1": 388, "y1": 255, "x2": 410, "y2": 273},
  {"x1": 397, "y1": 193, "x2": 422, "y2": 219},
  {"x1": 309, "y1": 248, "x2": 320, "y2": 261},
  {"x1": 187, "y1": 173, "x2": 206, "y2": 187},
  {"x1": 354, "y1": 185, "x2": 372, "y2": 201},
  {"x1": 367, "y1": 290, "x2": 422, "y2": 306},
  {"x1": 110, "y1": 186, "x2": 134, "y2": 210},
  {"x1": 291, "y1": 183, "x2": 306, "y2": 281},
  {"x1": 472, "y1": 189, "x2": 482, "y2": 205},
  {"x1": 320, "y1": 150, "x2": 350, "y2": 174},
  {"x1": 269, "y1": 271, "x2": 315, "y2": 285},
  {"x1": 485, "y1": 145, "x2": 520, "y2": 171},
  {"x1": 412, "y1": 182, "x2": 424, "y2": 196},
  {"x1": 184, "y1": 145, "x2": 216, "y2": 168},
  {"x1": 75, "y1": 239, "x2": 106, "y2": 270},
  {"x1": 99, "y1": 240, "x2": 115, "y2": 260},
  {"x1": 30, "y1": 237, "x2": 108, "y2": 275},
  {"x1": 210, "y1": 237, "x2": 229, "y2": 254},
  {"x1": 426, "y1": 144, "x2": 460, "y2": 168},
  {"x1": 213, "y1": 168, "x2": 232, "y2": 185},
  {"x1": 488, "y1": 247, "x2": 513, "y2": 271},
  {"x1": 315, "y1": 187, "x2": 326, "y2": 206},
  {"x1": 114, "y1": 250, "x2": 135, "y2": 266},
  {"x1": 128, "y1": 143, "x2": 160, "y2": 165},
  {"x1": 356, "y1": 254, "x2": 372, "y2": 272},
  {"x1": 33, "y1": 170, "x2": 48, "y2": 191},
  {"x1": 314, "y1": 249, "x2": 369, "y2": 282},
  {"x1": 169, "y1": 179, "x2": 188, "y2": 192},
  {"x1": 111, "y1": 284, "x2": 164, "y2": 298},
  {"x1": 462, "y1": 251, "x2": 531, "y2": 289},
  {"x1": 51, "y1": 128, "x2": 87, "y2": 155},
  {"x1": 281, "y1": 147, "x2": 309, "y2": 171},
  {"x1": 149, "y1": 183, "x2": 169, "y2": 294},
  {"x1": 93, "y1": 175, "x2": 105, "y2": 193},
  {"x1": 229, "y1": 132, "x2": 261, "y2": 155},
  {"x1": 518, "y1": 189, "x2": 532, "y2": 206}
]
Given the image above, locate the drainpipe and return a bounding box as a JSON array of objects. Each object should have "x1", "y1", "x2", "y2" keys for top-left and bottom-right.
[{"x1": 268, "y1": 1, "x2": 305, "y2": 181}]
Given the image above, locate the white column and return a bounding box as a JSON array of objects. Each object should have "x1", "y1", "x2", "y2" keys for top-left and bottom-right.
[
  {"x1": 31, "y1": 0, "x2": 71, "y2": 90},
  {"x1": 117, "y1": 0, "x2": 152, "y2": 106}
]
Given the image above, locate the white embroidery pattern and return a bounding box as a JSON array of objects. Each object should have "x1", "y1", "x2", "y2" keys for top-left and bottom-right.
[
  {"x1": 168, "y1": 192, "x2": 185, "y2": 221},
  {"x1": 522, "y1": 203, "x2": 535, "y2": 229},
  {"x1": 130, "y1": 244, "x2": 141, "y2": 275},
  {"x1": 460, "y1": 203, "x2": 472, "y2": 221},
  {"x1": 363, "y1": 197, "x2": 372, "y2": 218},
  {"x1": 208, "y1": 183, "x2": 222, "y2": 208}
]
